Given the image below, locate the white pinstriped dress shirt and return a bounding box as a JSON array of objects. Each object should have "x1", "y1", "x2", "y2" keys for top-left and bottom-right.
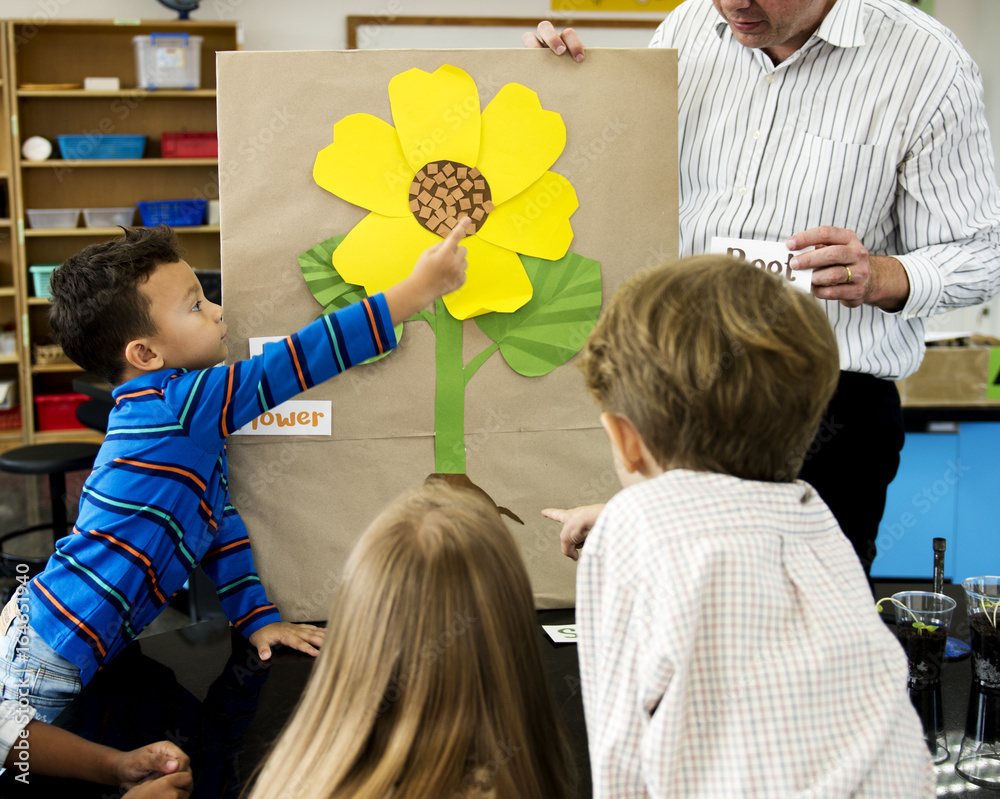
[
  {"x1": 577, "y1": 470, "x2": 935, "y2": 798},
  {"x1": 651, "y1": 0, "x2": 1000, "y2": 379}
]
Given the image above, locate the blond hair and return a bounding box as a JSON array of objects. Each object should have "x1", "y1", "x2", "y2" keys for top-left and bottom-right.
[
  {"x1": 581, "y1": 255, "x2": 839, "y2": 481},
  {"x1": 246, "y1": 482, "x2": 574, "y2": 799}
]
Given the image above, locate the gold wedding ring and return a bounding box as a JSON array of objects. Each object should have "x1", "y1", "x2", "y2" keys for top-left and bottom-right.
[{"x1": 845, "y1": 266, "x2": 853, "y2": 284}]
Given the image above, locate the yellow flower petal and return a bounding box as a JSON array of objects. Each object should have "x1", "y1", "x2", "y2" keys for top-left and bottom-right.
[
  {"x1": 389, "y1": 66, "x2": 481, "y2": 173},
  {"x1": 477, "y1": 172, "x2": 578, "y2": 260},
  {"x1": 476, "y1": 83, "x2": 566, "y2": 205},
  {"x1": 443, "y1": 236, "x2": 533, "y2": 320},
  {"x1": 313, "y1": 114, "x2": 414, "y2": 217},
  {"x1": 332, "y1": 213, "x2": 439, "y2": 295}
]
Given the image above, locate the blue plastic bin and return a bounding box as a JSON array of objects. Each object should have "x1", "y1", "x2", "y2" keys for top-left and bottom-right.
[
  {"x1": 58, "y1": 134, "x2": 147, "y2": 160},
  {"x1": 137, "y1": 199, "x2": 207, "y2": 227}
]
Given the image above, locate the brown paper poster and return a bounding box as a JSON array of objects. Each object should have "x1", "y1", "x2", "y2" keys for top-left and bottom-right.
[{"x1": 217, "y1": 48, "x2": 678, "y2": 619}]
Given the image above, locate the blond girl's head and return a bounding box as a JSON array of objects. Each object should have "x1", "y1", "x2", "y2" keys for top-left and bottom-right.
[{"x1": 248, "y1": 481, "x2": 574, "y2": 799}]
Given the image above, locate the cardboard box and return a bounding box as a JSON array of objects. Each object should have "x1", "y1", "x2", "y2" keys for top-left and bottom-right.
[{"x1": 896, "y1": 336, "x2": 1000, "y2": 406}]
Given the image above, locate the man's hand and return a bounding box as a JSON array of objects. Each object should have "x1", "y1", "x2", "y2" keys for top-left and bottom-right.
[
  {"x1": 384, "y1": 217, "x2": 470, "y2": 324},
  {"x1": 786, "y1": 226, "x2": 910, "y2": 312},
  {"x1": 542, "y1": 504, "x2": 606, "y2": 561},
  {"x1": 114, "y1": 741, "x2": 190, "y2": 791},
  {"x1": 248, "y1": 621, "x2": 326, "y2": 661},
  {"x1": 522, "y1": 20, "x2": 586, "y2": 61}
]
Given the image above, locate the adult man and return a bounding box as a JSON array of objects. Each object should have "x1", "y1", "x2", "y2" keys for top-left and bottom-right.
[{"x1": 530, "y1": 0, "x2": 1000, "y2": 576}]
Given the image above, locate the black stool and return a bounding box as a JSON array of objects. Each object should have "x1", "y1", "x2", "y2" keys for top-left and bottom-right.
[{"x1": 0, "y1": 443, "x2": 101, "y2": 578}]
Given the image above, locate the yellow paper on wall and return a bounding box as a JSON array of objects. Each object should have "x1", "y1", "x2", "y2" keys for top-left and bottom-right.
[{"x1": 550, "y1": 0, "x2": 681, "y2": 11}]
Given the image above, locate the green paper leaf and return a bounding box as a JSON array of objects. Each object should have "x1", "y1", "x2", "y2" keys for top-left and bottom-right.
[
  {"x1": 474, "y1": 252, "x2": 602, "y2": 377},
  {"x1": 299, "y1": 234, "x2": 403, "y2": 363}
]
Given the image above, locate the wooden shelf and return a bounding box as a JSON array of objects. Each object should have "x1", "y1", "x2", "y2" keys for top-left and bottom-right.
[
  {"x1": 17, "y1": 89, "x2": 217, "y2": 99},
  {"x1": 25, "y1": 225, "x2": 220, "y2": 237},
  {"x1": 7, "y1": 18, "x2": 238, "y2": 444},
  {"x1": 23, "y1": 158, "x2": 218, "y2": 168},
  {"x1": 32, "y1": 429, "x2": 104, "y2": 445},
  {"x1": 31, "y1": 363, "x2": 83, "y2": 374},
  {"x1": 0, "y1": 356, "x2": 18, "y2": 365},
  {"x1": 0, "y1": 287, "x2": 15, "y2": 297}
]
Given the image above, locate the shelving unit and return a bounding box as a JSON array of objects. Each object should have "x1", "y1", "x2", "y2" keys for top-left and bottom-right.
[
  {"x1": 0, "y1": 22, "x2": 25, "y2": 453},
  {"x1": 5, "y1": 19, "x2": 241, "y2": 443}
]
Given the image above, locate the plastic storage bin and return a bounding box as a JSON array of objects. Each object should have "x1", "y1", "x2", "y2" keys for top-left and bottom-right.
[
  {"x1": 133, "y1": 33, "x2": 203, "y2": 90},
  {"x1": 58, "y1": 134, "x2": 146, "y2": 160},
  {"x1": 0, "y1": 406, "x2": 21, "y2": 431},
  {"x1": 29, "y1": 264, "x2": 60, "y2": 298},
  {"x1": 138, "y1": 199, "x2": 207, "y2": 227},
  {"x1": 25, "y1": 209, "x2": 79, "y2": 229},
  {"x1": 34, "y1": 393, "x2": 88, "y2": 431},
  {"x1": 161, "y1": 131, "x2": 217, "y2": 158},
  {"x1": 83, "y1": 207, "x2": 136, "y2": 228}
]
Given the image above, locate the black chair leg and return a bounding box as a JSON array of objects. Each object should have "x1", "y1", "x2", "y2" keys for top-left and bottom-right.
[{"x1": 48, "y1": 470, "x2": 69, "y2": 541}]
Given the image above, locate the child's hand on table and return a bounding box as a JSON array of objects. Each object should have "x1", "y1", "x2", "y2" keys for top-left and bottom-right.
[
  {"x1": 249, "y1": 621, "x2": 326, "y2": 660},
  {"x1": 542, "y1": 504, "x2": 606, "y2": 561},
  {"x1": 122, "y1": 771, "x2": 193, "y2": 799}
]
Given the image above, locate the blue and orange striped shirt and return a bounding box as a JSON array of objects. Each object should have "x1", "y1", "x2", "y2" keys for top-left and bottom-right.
[{"x1": 27, "y1": 294, "x2": 396, "y2": 684}]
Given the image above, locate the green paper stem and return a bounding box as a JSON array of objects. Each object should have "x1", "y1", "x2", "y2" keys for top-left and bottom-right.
[
  {"x1": 416, "y1": 308, "x2": 437, "y2": 331},
  {"x1": 434, "y1": 299, "x2": 467, "y2": 474},
  {"x1": 464, "y1": 342, "x2": 499, "y2": 386}
]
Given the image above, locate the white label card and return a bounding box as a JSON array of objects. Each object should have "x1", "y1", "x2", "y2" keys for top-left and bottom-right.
[
  {"x1": 235, "y1": 400, "x2": 332, "y2": 436},
  {"x1": 709, "y1": 236, "x2": 814, "y2": 293},
  {"x1": 542, "y1": 624, "x2": 578, "y2": 643},
  {"x1": 248, "y1": 336, "x2": 287, "y2": 357}
]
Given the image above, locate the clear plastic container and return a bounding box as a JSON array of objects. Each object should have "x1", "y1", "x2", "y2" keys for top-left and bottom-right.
[
  {"x1": 83, "y1": 207, "x2": 136, "y2": 228},
  {"x1": 29, "y1": 264, "x2": 60, "y2": 298},
  {"x1": 132, "y1": 33, "x2": 203, "y2": 90},
  {"x1": 25, "y1": 208, "x2": 79, "y2": 229}
]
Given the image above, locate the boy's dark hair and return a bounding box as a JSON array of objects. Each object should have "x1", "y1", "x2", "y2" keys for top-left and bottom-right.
[{"x1": 48, "y1": 225, "x2": 184, "y2": 385}]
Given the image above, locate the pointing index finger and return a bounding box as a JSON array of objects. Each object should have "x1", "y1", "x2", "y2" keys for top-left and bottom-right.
[{"x1": 444, "y1": 216, "x2": 472, "y2": 248}]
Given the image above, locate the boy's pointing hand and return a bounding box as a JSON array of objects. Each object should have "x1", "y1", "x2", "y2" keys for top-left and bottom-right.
[{"x1": 385, "y1": 216, "x2": 470, "y2": 324}]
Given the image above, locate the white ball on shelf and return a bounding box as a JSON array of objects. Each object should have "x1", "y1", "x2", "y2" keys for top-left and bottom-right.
[{"x1": 21, "y1": 136, "x2": 53, "y2": 162}]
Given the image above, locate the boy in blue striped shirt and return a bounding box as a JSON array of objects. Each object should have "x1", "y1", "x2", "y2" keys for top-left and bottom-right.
[{"x1": 0, "y1": 221, "x2": 469, "y2": 722}]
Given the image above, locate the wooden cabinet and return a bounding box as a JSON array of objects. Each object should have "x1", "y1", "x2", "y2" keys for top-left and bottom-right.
[
  {"x1": 0, "y1": 22, "x2": 25, "y2": 453},
  {"x1": 4, "y1": 19, "x2": 240, "y2": 444}
]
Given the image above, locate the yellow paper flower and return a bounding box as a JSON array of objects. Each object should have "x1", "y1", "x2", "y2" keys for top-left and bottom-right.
[{"x1": 313, "y1": 64, "x2": 579, "y2": 320}]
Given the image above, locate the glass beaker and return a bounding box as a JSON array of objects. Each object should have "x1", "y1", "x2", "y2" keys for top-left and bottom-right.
[
  {"x1": 891, "y1": 591, "x2": 956, "y2": 763},
  {"x1": 957, "y1": 576, "x2": 1000, "y2": 787}
]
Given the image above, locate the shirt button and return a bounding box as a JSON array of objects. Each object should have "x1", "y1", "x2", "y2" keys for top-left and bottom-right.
[
  {"x1": 752, "y1": 130, "x2": 761, "y2": 140},
  {"x1": 765, "y1": 74, "x2": 776, "y2": 84},
  {"x1": 738, "y1": 186, "x2": 748, "y2": 196}
]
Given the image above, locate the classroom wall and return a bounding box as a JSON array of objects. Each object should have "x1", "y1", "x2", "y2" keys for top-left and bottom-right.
[{"x1": 7, "y1": 0, "x2": 1000, "y2": 335}]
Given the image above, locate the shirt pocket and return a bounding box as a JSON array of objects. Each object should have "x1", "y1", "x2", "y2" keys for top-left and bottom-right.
[{"x1": 774, "y1": 130, "x2": 894, "y2": 242}]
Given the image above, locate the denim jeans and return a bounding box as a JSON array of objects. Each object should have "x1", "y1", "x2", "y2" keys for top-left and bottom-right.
[{"x1": 0, "y1": 601, "x2": 81, "y2": 724}]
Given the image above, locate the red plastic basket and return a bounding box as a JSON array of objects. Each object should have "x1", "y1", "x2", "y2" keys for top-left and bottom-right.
[
  {"x1": 34, "y1": 393, "x2": 88, "y2": 431},
  {"x1": 0, "y1": 406, "x2": 21, "y2": 431},
  {"x1": 161, "y1": 132, "x2": 218, "y2": 158}
]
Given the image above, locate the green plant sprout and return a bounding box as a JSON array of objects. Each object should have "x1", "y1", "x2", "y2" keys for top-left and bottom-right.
[
  {"x1": 978, "y1": 596, "x2": 1000, "y2": 629},
  {"x1": 874, "y1": 597, "x2": 940, "y2": 634}
]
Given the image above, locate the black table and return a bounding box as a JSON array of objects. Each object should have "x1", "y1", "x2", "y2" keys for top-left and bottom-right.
[{"x1": 0, "y1": 589, "x2": 994, "y2": 797}]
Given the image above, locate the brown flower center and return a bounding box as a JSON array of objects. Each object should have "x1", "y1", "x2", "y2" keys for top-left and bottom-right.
[{"x1": 409, "y1": 160, "x2": 493, "y2": 237}]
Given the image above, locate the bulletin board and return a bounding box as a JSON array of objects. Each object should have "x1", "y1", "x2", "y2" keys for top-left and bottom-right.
[
  {"x1": 346, "y1": 15, "x2": 661, "y2": 50},
  {"x1": 217, "y1": 48, "x2": 678, "y2": 620}
]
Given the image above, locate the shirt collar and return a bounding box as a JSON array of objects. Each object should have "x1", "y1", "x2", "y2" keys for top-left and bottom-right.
[
  {"x1": 713, "y1": 0, "x2": 866, "y2": 52},
  {"x1": 111, "y1": 368, "x2": 186, "y2": 403}
]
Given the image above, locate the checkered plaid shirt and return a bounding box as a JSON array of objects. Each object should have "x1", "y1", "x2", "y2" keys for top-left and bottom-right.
[{"x1": 577, "y1": 470, "x2": 935, "y2": 798}]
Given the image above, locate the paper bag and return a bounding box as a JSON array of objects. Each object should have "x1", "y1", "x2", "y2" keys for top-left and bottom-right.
[{"x1": 217, "y1": 48, "x2": 678, "y2": 618}]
